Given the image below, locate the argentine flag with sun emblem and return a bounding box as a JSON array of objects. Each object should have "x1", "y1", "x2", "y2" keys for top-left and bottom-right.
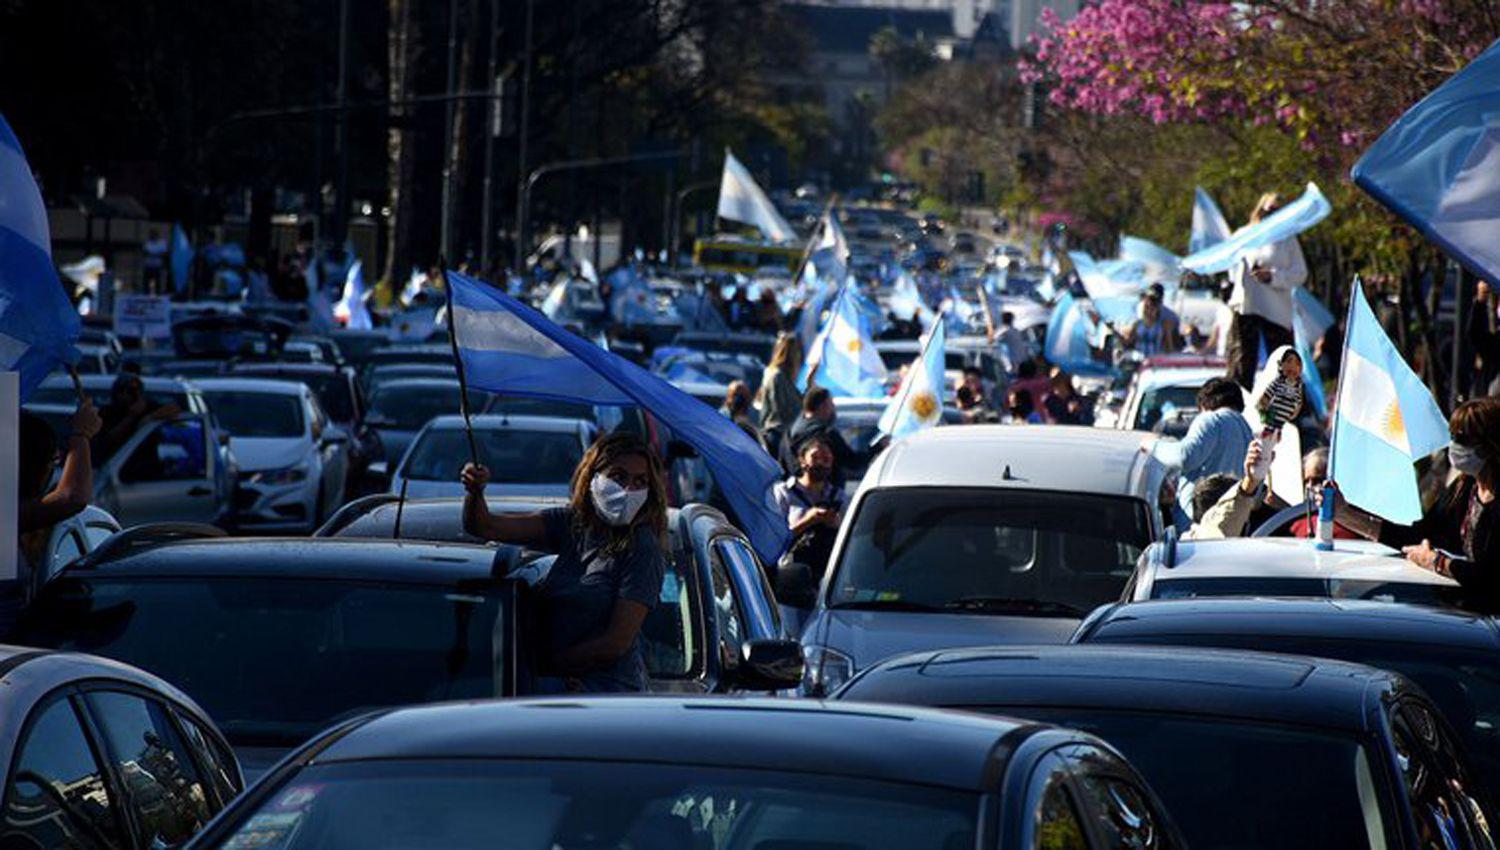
[
  {"x1": 878, "y1": 320, "x2": 946, "y2": 443},
  {"x1": 1329, "y1": 278, "x2": 1449, "y2": 524},
  {"x1": 800, "y1": 285, "x2": 887, "y2": 397}
]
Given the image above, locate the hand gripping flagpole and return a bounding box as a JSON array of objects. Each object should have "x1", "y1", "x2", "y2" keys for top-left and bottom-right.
[{"x1": 441, "y1": 260, "x2": 481, "y2": 467}]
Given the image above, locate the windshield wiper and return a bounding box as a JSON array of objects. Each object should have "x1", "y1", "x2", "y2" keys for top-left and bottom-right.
[
  {"x1": 831, "y1": 598, "x2": 941, "y2": 613},
  {"x1": 942, "y1": 597, "x2": 1089, "y2": 617}
]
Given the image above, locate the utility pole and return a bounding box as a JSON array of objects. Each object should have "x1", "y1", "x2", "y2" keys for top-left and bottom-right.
[
  {"x1": 479, "y1": 0, "x2": 500, "y2": 272},
  {"x1": 440, "y1": 0, "x2": 460, "y2": 260},
  {"x1": 332, "y1": 0, "x2": 351, "y2": 249},
  {"x1": 512, "y1": 0, "x2": 535, "y2": 274}
]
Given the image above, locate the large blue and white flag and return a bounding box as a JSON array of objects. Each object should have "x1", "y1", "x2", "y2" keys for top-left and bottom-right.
[
  {"x1": 170, "y1": 224, "x2": 193, "y2": 295},
  {"x1": 1291, "y1": 285, "x2": 1336, "y2": 340},
  {"x1": 1352, "y1": 39, "x2": 1500, "y2": 284},
  {"x1": 448, "y1": 271, "x2": 789, "y2": 562},
  {"x1": 334, "y1": 259, "x2": 373, "y2": 330},
  {"x1": 716, "y1": 149, "x2": 796, "y2": 243},
  {"x1": 1329, "y1": 279, "x2": 1450, "y2": 524},
  {"x1": 795, "y1": 272, "x2": 837, "y2": 353},
  {"x1": 1070, "y1": 251, "x2": 1147, "y2": 299},
  {"x1": 1118, "y1": 235, "x2": 1181, "y2": 280},
  {"x1": 1045, "y1": 291, "x2": 1107, "y2": 376},
  {"x1": 801, "y1": 285, "x2": 887, "y2": 397},
  {"x1": 1182, "y1": 183, "x2": 1332, "y2": 274},
  {"x1": 1190, "y1": 187, "x2": 1232, "y2": 254},
  {"x1": 809, "y1": 210, "x2": 850, "y2": 283},
  {"x1": 0, "y1": 114, "x2": 79, "y2": 401},
  {"x1": 889, "y1": 269, "x2": 936, "y2": 329},
  {"x1": 1289, "y1": 293, "x2": 1327, "y2": 419},
  {"x1": 878, "y1": 320, "x2": 946, "y2": 443}
]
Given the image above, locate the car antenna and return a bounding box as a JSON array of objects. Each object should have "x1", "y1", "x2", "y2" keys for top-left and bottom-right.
[{"x1": 393, "y1": 474, "x2": 409, "y2": 540}]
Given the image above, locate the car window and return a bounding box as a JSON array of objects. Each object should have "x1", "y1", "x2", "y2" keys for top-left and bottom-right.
[
  {"x1": 1391, "y1": 700, "x2": 1493, "y2": 849},
  {"x1": 642, "y1": 545, "x2": 697, "y2": 680},
  {"x1": 708, "y1": 549, "x2": 746, "y2": 671},
  {"x1": 1035, "y1": 774, "x2": 1089, "y2": 850},
  {"x1": 50, "y1": 531, "x2": 85, "y2": 573},
  {"x1": 83, "y1": 690, "x2": 216, "y2": 847},
  {"x1": 1067, "y1": 747, "x2": 1174, "y2": 850},
  {"x1": 717, "y1": 539, "x2": 782, "y2": 637},
  {"x1": 4, "y1": 696, "x2": 126, "y2": 849},
  {"x1": 402, "y1": 429, "x2": 582, "y2": 486},
  {"x1": 174, "y1": 711, "x2": 240, "y2": 807},
  {"x1": 120, "y1": 420, "x2": 209, "y2": 483},
  {"x1": 200, "y1": 391, "x2": 305, "y2": 438}
]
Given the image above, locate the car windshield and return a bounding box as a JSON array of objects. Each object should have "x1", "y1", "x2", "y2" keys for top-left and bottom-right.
[
  {"x1": 273, "y1": 373, "x2": 355, "y2": 423},
  {"x1": 209, "y1": 759, "x2": 978, "y2": 850},
  {"x1": 18, "y1": 577, "x2": 503, "y2": 746},
  {"x1": 973, "y1": 708, "x2": 1389, "y2": 850},
  {"x1": 1134, "y1": 385, "x2": 1201, "y2": 435},
  {"x1": 403, "y1": 429, "x2": 583, "y2": 485},
  {"x1": 1150, "y1": 576, "x2": 1467, "y2": 608},
  {"x1": 830, "y1": 488, "x2": 1151, "y2": 615},
  {"x1": 201, "y1": 391, "x2": 303, "y2": 438},
  {"x1": 368, "y1": 384, "x2": 479, "y2": 431},
  {"x1": 31, "y1": 385, "x2": 189, "y2": 411},
  {"x1": 487, "y1": 395, "x2": 597, "y2": 422}
]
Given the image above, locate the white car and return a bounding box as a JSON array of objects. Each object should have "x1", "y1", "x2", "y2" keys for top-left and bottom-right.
[
  {"x1": 196, "y1": 378, "x2": 350, "y2": 532},
  {"x1": 391, "y1": 414, "x2": 596, "y2": 500},
  {"x1": 797, "y1": 425, "x2": 1177, "y2": 695},
  {"x1": 1106, "y1": 355, "x2": 1246, "y2": 437},
  {"x1": 1123, "y1": 536, "x2": 1461, "y2": 607}
]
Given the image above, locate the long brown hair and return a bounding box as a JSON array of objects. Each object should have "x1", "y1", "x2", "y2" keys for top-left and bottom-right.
[
  {"x1": 768, "y1": 333, "x2": 801, "y2": 374},
  {"x1": 569, "y1": 431, "x2": 669, "y2": 551},
  {"x1": 1451, "y1": 397, "x2": 1500, "y2": 491}
]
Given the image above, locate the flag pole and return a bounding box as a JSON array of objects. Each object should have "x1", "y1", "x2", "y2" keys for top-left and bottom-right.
[
  {"x1": 441, "y1": 261, "x2": 481, "y2": 466},
  {"x1": 790, "y1": 195, "x2": 839, "y2": 288}
]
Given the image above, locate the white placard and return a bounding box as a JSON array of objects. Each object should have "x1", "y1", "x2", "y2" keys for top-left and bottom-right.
[
  {"x1": 1, "y1": 372, "x2": 17, "y2": 582},
  {"x1": 113, "y1": 294, "x2": 173, "y2": 339}
]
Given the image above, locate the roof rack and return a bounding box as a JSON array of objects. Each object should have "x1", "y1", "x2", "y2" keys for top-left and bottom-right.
[
  {"x1": 79, "y1": 522, "x2": 227, "y2": 568},
  {"x1": 313, "y1": 493, "x2": 404, "y2": 538}
]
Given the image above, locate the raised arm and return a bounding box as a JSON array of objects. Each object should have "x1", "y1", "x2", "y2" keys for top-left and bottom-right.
[{"x1": 460, "y1": 463, "x2": 549, "y2": 546}]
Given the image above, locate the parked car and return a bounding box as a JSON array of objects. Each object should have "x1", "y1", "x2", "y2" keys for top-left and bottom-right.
[
  {"x1": 364, "y1": 377, "x2": 488, "y2": 473},
  {"x1": 28, "y1": 372, "x2": 210, "y2": 415},
  {"x1": 1125, "y1": 535, "x2": 1464, "y2": 606},
  {"x1": 93, "y1": 412, "x2": 236, "y2": 528},
  {"x1": 1102, "y1": 355, "x2": 1237, "y2": 437},
  {"x1": 0, "y1": 646, "x2": 241, "y2": 849},
  {"x1": 327, "y1": 328, "x2": 391, "y2": 368},
  {"x1": 1075, "y1": 597, "x2": 1500, "y2": 804},
  {"x1": 226, "y1": 362, "x2": 380, "y2": 487},
  {"x1": 185, "y1": 697, "x2": 1183, "y2": 850},
  {"x1": 355, "y1": 345, "x2": 454, "y2": 388},
  {"x1": 390, "y1": 414, "x2": 595, "y2": 500},
  {"x1": 195, "y1": 378, "x2": 349, "y2": 532},
  {"x1": 797, "y1": 425, "x2": 1175, "y2": 696},
  {"x1": 318, "y1": 496, "x2": 799, "y2": 693}
]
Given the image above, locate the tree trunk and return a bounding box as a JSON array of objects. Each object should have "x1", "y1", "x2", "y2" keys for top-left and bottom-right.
[
  {"x1": 383, "y1": 0, "x2": 419, "y2": 285},
  {"x1": 448, "y1": 0, "x2": 482, "y2": 263}
]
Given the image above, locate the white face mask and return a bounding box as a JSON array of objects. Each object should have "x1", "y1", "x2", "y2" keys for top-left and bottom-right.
[
  {"x1": 590, "y1": 473, "x2": 648, "y2": 527},
  {"x1": 1450, "y1": 443, "x2": 1487, "y2": 477}
]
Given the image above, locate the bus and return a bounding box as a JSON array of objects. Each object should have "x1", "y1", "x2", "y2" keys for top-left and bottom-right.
[{"x1": 692, "y1": 236, "x2": 802, "y2": 275}]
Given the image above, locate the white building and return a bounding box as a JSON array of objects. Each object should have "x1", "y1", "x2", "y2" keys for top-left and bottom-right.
[{"x1": 810, "y1": 0, "x2": 1078, "y2": 46}]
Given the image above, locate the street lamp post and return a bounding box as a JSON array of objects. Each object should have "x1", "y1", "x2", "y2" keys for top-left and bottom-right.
[
  {"x1": 669, "y1": 180, "x2": 717, "y2": 266},
  {"x1": 516, "y1": 151, "x2": 681, "y2": 274}
]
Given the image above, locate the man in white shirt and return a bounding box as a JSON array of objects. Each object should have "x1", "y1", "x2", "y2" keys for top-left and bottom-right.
[{"x1": 1226, "y1": 192, "x2": 1306, "y2": 388}]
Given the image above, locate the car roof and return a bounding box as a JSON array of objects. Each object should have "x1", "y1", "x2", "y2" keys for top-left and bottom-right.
[
  {"x1": 43, "y1": 373, "x2": 193, "y2": 392},
  {"x1": 842, "y1": 644, "x2": 1398, "y2": 734},
  {"x1": 866, "y1": 425, "x2": 1166, "y2": 498},
  {"x1": 1146, "y1": 537, "x2": 1458, "y2": 586},
  {"x1": 313, "y1": 697, "x2": 1036, "y2": 791},
  {"x1": 68, "y1": 537, "x2": 502, "y2": 583},
  {"x1": 370, "y1": 377, "x2": 461, "y2": 391},
  {"x1": 1081, "y1": 597, "x2": 1500, "y2": 652},
  {"x1": 422, "y1": 414, "x2": 590, "y2": 433},
  {"x1": 230, "y1": 362, "x2": 344, "y2": 376},
  {"x1": 194, "y1": 377, "x2": 311, "y2": 396},
  {"x1": 323, "y1": 497, "x2": 568, "y2": 540},
  {"x1": 1132, "y1": 366, "x2": 1224, "y2": 392}
]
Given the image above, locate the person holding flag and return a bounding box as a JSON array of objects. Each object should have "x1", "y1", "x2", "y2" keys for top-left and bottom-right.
[{"x1": 1224, "y1": 193, "x2": 1308, "y2": 387}]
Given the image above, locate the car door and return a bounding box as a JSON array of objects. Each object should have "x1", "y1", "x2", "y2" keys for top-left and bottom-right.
[
  {"x1": 78, "y1": 688, "x2": 225, "y2": 848},
  {"x1": 308, "y1": 394, "x2": 346, "y2": 513},
  {"x1": 705, "y1": 544, "x2": 750, "y2": 691},
  {"x1": 1389, "y1": 698, "x2": 1496, "y2": 849},
  {"x1": 98, "y1": 416, "x2": 219, "y2": 527},
  {"x1": 2, "y1": 692, "x2": 129, "y2": 849},
  {"x1": 642, "y1": 528, "x2": 707, "y2": 694},
  {"x1": 712, "y1": 537, "x2": 785, "y2": 640}
]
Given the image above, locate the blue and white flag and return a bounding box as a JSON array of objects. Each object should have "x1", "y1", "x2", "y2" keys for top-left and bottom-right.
[
  {"x1": 170, "y1": 224, "x2": 193, "y2": 295},
  {"x1": 1329, "y1": 279, "x2": 1450, "y2": 524},
  {"x1": 809, "y1": 210, "x2": 850, "y2": 283},
  {"x1": 1190, "y1": 187, "x2": 1232, "y2": 254},
  {"x1": 1290, "y1": 292, "x2": 1327, "y2": 419},
  {"x1": 717, "y1": 149, "x2": 796, "y2": 243},
  {"x1": 1182, "y1": 183, "x2": 1331, "y2": 274},
  {"x1": 401, "y1": 267, "x2": 428, "y2": 306},
  {"x1": 1070, "y1": 251, "x2": 1147, "y2": 299},
  {"x1": 878, "y1": 320, "x2": 946, "y2": 443},
  {"x1": 1352, "y1": 40, "x2": 1500, "y2": 285},
  {"x1": 0, "y1": 114, "x2": 79, "y2": 401},
  {"x1": 607, "y1": 265, "x2": 655, "y2": 325},
  {"x1": 448, "y1": 271, "x2": 789, "y2": 562},
  {"x1": 850, "y1": 283, "x2": 888, "y2": 337},
  {"x1": 889, "y1": 270, "x2": 936, "y2": 329},
  {"x1": 801, "y1": 285, "x2": 887, "y2": 397},
  {"x1": 334, "y1": 259, "x2": 373, "y2": 330},
  {"x1": 1118, "y1": 235, "x2": 1181, "y2": 280},
  {"x1": 1291, "y1": 285, "x2": 1336, "y2": 340},
  {"x1": 303, "y1": 256, "x2": 335, "y2": 332},
  {"x1": 1044, "y1": 291, "x2": 1107, "y2": 376},
  {"x1": 795, "y1": 273, "x2": 837, "y2": 353}
]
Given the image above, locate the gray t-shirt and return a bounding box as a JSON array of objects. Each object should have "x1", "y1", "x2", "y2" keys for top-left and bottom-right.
[{"x1": 537, "y1": 507, "x2": 665, "y2": 692}]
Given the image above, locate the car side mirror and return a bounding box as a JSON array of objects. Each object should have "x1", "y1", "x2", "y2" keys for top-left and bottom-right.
[
  {"x1": 774, "y1": 562, "x2": 818, "y2": 610},
  {"x1": 733, "y1": 639, "x2": 805, "y2": 691}
]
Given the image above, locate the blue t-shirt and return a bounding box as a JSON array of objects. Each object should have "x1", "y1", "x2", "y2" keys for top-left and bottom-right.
[{"x1": 537, "y1": 507, "x2": 665, "y2": 692}]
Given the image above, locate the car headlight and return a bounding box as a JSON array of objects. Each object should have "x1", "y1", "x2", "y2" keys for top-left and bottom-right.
[
  {"x1": 250, "y1": 465, "x2": 309, "y2": 486},
  {"x1": 801, "y1": 644, "x2": 854, "y2": 697}
]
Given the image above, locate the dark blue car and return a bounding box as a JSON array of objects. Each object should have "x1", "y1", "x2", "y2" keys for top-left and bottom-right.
[
  {"x1": 837, "y1": 644, "x2": 1494, "y2": 849},
  {"x1": 185, "y1": 698, "x2": 1184, "y2": 850},
  {"x1": 1074, "y1": 597, "x2": 1500, "y2": 808}
]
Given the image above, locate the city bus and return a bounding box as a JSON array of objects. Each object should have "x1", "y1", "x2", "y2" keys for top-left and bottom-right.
[{"x1": 692, "y1": 236, "x2": 802, "y2": 275}]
